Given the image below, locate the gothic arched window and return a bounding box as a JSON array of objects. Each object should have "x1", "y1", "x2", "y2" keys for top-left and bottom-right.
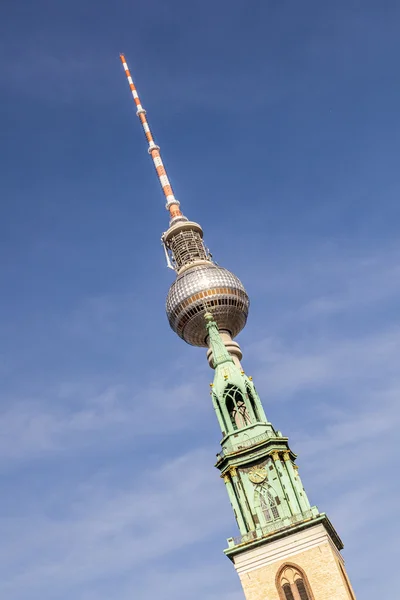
[
  {"x1": 276, "y1": 564, "x2": 314, "y2": 600},
  {"x1": 213, "y1": 393, "x2": 228, "y2": 435},
  {"x1": 225, "y1": 393, "x2": 237, "y2": 430},
  {"x1": 259, "y1": 486, "x2": 280, "y2": 522},
  {"x1": 282, "y1": 584, "x2": 295, "y2": 600},
  {"x1": 295, "y1": 579, "x2": 310, "y2": 600},
  {"x1": 224, "y1": 385, "x2": 252, "y2": 430},
  {"x1": 246, "y1": 383, "x2": 260, "y2": 421}
]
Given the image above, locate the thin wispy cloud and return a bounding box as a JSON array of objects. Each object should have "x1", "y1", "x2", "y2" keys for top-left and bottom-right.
[
  {"x1": 0, "y1": 449, "x2": 233, "y2": 599},
  {"x1": 1, "y1": 240, "x2": 398, "y2": 599},
  {"x1": 0, "y1": 378, "x2": 208, "y2": 465}
]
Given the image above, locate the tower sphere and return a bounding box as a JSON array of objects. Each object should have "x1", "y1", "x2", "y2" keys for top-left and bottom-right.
[{"x1": 166, "y1": 263, "x2": 249, "y2": 347}]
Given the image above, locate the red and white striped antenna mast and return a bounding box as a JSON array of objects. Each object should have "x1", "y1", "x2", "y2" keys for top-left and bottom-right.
[{"x1": 119, "y1": 54, "x2": 185, "y2": 225}]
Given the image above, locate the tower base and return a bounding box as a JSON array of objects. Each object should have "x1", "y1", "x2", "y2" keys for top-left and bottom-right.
[{"x1": 228, "y1": 521, "x2": 356, "y2": 600}]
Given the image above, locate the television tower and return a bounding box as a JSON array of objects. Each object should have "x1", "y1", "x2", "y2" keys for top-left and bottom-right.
[{"x1": 119, "y1": 54, "x2": 356, "y2": 600}]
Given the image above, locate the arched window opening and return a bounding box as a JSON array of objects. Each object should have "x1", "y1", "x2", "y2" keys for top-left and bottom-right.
[
  {"x1": 213, "y1": 394, "x2": 228, "y2": 434},
  {"x1": 277, "y1": 565, "x2": 314, "y2": 600},
  {"x1": 246, "y1": 384, "x2": 260, "y2": 421},
  {"x1": 224, "y1": 385, "x2": 252, "y2": 430},
  {"x1": 260, "y1": 486, "x2": 280, "y2": 522},
  {"x1": 295, "y1": 579, "x2": 310, "y2": 600},
  {"x1": 282, "y1": 583, "x2": 295, "y2": 600},
  {"x1": 225, "y1": 394, "x2": 237, "y2": 431}
]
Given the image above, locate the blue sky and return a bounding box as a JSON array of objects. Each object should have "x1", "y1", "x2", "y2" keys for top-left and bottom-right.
[{"x1": 1, "y1": 0, "x2": 399, "y2": 598}]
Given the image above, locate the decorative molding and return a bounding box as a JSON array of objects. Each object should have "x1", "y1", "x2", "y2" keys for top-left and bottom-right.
[
  {"x1": 271, "y1": 451, "x2": 280, "y2": 461},
  {"x1": 232, "y1": 523, "x2": 342, "y2": 575},
  {"x1": 241, "y1": 458, "x2": 269, "y2": 474}
]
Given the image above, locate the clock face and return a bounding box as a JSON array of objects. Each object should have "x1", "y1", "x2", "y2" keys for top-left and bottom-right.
[{"x1": 248, "y1": 466, "x2": 268, "y2": 484}]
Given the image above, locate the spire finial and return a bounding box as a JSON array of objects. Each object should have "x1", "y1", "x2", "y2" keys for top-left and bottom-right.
[{"x1": 119, "y1": 54, "x2": 185, "y2": 224}]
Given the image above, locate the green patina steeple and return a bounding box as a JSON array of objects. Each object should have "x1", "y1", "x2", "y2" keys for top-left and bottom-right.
[
  {"x1": 204, "y1": 313, "x2": 339, "y2": 557},
  {"x1": 205, "y1": 311, "x2": 268, "y2": 437}
]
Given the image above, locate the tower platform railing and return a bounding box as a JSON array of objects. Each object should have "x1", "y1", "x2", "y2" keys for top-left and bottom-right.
[
  {"x1": 229, "y1": 509, "x2": 316, "y2": 547},
  {"x1": 217, "y1": 428, "x2": 277, "y2": 460}
]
